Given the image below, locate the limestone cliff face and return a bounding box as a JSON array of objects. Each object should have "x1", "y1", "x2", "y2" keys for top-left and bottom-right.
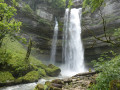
[
  {"x1": 6, "y1": 0, "x2": 120, "y2": 63},
  {"x1": 55, "y1": 0, "x2": 120, "y2": 63},
  {"x1": 81, "y1": 0, "x2": 120, "y2": 63},
  {"x1": 13, "y1": 0, "x2": 65, "y2": 55}
]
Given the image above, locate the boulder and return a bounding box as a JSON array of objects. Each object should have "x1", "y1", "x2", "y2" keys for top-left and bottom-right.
[
  {"x1": 45, "y1": 81, "x2": 62, "y2": 90},
  {"x1": 51, "y1": 79, "x2": 63, "y2": 85},
  {"x1": 34, "y1": 84, "x2": 44, "y2": 90},
  {"x1": 45, "y1": 64, "x2": 61, "y2": 77}
]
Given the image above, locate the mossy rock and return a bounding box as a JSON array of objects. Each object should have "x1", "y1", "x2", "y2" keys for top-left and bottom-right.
[
  {"x1": 0, "y1": 71, "x2": 15, "y2": 83},
  {"x1": 34, "y1": 84, "x2": 44, "y2": 90},
  {"x1": 23, "y1": 71, "x2": 40, "y2": 82},
  {"x1": 45, "y1": 81, "x2": 62, "y2": 90},
  {"x1": 51, "y1": 79, "x2": 63, "y2": 84},
  {"x1": 109, "y1": 80, "x2": 120, "y2": 90},
  {"x1": 45, "y1": 81, "x2": 52, "y2": 86},
  {"x1": 9, "y1": 60, "x2": 31, "y2": 77},
  {"x1": 45, "y1": 64, "x2": 61, "y2": 77},
  {"x1": 38, "y1": 68, "x2": 46, "y2": 77},
  {"x1": 15, "y1": 77, "x2": 23, "y2": 83},
  {"x1": 15, "y1": 71, "x2": 40, "y2": 83}
]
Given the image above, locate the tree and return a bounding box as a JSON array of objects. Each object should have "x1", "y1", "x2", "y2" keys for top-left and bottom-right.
[
  {"x1": 82, "y1": 0, "x2": 120, "y2": 47},
  {"x1": 25, "y1": 39, "x2": 32, "y2": 68},
  {"x1": 0, "y1": 0, "x2": 22, "y2": 47},
  {"x1": 83, "y1": 0, "x2": 104, "y2": 12}
]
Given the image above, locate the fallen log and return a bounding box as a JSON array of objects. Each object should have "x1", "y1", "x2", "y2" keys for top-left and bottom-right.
[{"x1": 73, "y1": 71, "x2": 99, "y2": 77}]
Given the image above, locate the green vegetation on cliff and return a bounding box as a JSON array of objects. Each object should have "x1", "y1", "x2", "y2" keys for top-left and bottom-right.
[
  {"x1": 0, "y1": 37, "x2": 61, "y2": 85},
  {"x1": 0, "y1": 0, "x2": 22, "y2": 47},
  {"x1": 83, "y1": 0, "x2": 104, "y2": 12}
]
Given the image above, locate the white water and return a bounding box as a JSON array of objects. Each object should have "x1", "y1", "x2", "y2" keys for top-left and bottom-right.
[
  {"x1": 61, "y1": 8, "x2": 86, "y2": 76},
  {"x1": 50, "y1": 19, "x2": 59, "y2": 64},
  {"x1": 0, "y1": 77, "x2": 64, "y2": 90},
  {"x1": 0, "y1": 8, "x2": 87, "y2": 90}
]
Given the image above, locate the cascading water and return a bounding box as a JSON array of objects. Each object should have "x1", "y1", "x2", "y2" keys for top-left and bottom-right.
[
  {"x1": 61, "y1": 8, "x2": 86, "y2": 76},
  {"x1": 50, "y1": 19, "x2": 58, "y2": 64}
]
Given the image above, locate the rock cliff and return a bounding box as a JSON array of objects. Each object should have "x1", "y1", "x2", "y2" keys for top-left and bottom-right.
[
  {"x1": 81, "y1": 0, "x2": 120, "y2": 64},
  {"x1": 6, "y1": 0, "x2": 120, "y2": 65}
]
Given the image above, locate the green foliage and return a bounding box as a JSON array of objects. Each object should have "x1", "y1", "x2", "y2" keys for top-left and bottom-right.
[
  {"x1": 83, "y1": 0, "x2": 104, "y2": 12},
  {"x1": 21, "y1": 3, "x2": 33, "y2": 13},
  {"x1": 113, "y1": 28, "x2": 120, "y2": 37},
  {"x1": 0, "y1": 71, "x2": 15, "y2": 83},
  {"x1": 109, "y1": 80, "x2": 120, "y2": 90},
  {"x1": 50, "y1": 0, "x2": 66, "y2": 9},
  {"x1": 0, "y1": 36, "x2": 60, "y2": 78},
  {"x1": 0, "y1": 0, "x2": 4, "y2": 3},
  {"x1": 67, "y1": 0, "x2": 73, "y2": 8},
  {"x1": 89, "y1": 51, "x2": 120, "y2": 90},
  {"x1": 12, "y1": 0, "x2": 18, "y2": 6},
  {"x1": 0, "y1": 49, "x2": 12, "y2": 68},
  {"x1": 0, "y1": 1, "x2": 22, "y2": 46}
]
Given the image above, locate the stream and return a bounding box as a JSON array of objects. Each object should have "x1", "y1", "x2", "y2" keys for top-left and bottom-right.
[
  {"x1": 0, "y1": 7, "x2": 88, "y2": 90},
  {"x1": 0, "y1": 76, "x2": 64, "y2": 90}
]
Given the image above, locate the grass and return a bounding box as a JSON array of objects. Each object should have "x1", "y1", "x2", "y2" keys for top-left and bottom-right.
[
  {"x1": 0, "y1": 36, "x2": 61, "y2": 84},
  {"x1": 0, "y1": 71, "x2": 15, "y2": 83}
]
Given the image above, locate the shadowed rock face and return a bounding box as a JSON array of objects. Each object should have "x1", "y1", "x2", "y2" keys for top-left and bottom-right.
[
  {"x1": 51, "y1": 0, "x2": 120, "y2": 64},
  {"x1": 81, "y1": 0, "x2": 120, "y2": 63},
  {"x1": 5, "y1": 0, "x2": 120, "y2": 64}
]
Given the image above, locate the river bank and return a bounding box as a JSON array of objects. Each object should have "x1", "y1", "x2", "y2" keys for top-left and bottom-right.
[{"x1": 34, "y1": 72, "x2": 97, "y2": 90}]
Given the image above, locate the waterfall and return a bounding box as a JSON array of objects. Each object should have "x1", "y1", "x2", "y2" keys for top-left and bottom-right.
[
  {"x1": 61, "y1": 8, "x2": 86, "y2": 76},
  {"x1": 50, "y1": 19, "x2": 58, "y2": 64}
]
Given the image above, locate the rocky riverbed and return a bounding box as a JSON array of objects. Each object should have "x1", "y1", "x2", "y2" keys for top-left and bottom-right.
[{"x1": 34, "y1": 72, "x2": 98, "y2": 90}]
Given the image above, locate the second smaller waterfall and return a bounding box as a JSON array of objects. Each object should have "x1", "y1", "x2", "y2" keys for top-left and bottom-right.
[{"x1": 50, "y1": 19, "x2": 58, "y2": 64}]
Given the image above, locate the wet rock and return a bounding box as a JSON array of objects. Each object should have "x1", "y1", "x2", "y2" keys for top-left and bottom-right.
[
  {"x1": 34, "y1": 84, "x2": 44, "y2": 90},
  {"x1": 51, "y1": 79, "x2": 64, "y2": 84},
  {"x1": 72, "y1": 79, "x2": 76, "y2": 82},
  {"x1": 63, "y1": 78, "x2": 72, "y2": 84},
  {"x1": 45, "y1": 64, "x2": 61, "y2": 77},
  {"x1": 51, "y1": 83, "x2": 62, "y2": 88},
  {"x1": 62, "y1": 72, "x2": 98, "y2": 90},
  {"x1": 45, "y1": 80, "x2": 62, "y2": 90}
]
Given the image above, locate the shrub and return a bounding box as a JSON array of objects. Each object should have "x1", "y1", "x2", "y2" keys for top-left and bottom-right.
[
  {"x1": 0, "y1": 49, "x2": 12, "y2": 69},
  {"x1": 89, "y1": 51, "x2": 120, "y2": 90}
]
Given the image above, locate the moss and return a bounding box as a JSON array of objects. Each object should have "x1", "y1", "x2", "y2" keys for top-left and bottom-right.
[
  {"x1": 34, "y1": 84, "x2": 44, "y2": 90},
  {"x1": 15, "y1": 71, "x2": 40, "y2": 83},
  {"x1": 22, "y1": 71, "x2": 39, "y2": 82},
  {"x1": 1, "y1": 37, "x2": 47, "y2": 77},
  {"x1": 45, "y1": 64, "x2": 61, "y2": 77},
  {"x1": 44, "y1": 85, "x2": 48, "y2": 90},
  {"x1": 38, "y1": 68, "x2": 46, "y2": 77},
  {"x1": 45, "y1": 81, "x2": 51, "y2": 86},
  {"x1": 0, "y1": 71, "x2": 15, "y2": 83},
  {"x1": 15, "y1": 77, "x2": 23, "y2": 83},
  {"x1": 0, "y1": 37, "x2": 61, "y2": 85},
  {"x1": 51, "y1": 79, "x2": 63, "y2": 84},
  {"x1": 45, "y1": 81, "x2": 61, "y2": 90}
]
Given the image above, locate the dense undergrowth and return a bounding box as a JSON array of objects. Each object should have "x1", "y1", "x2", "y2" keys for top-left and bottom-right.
[{"x1": 88, "y1": 51, "x2": 120, "y2": 90}]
